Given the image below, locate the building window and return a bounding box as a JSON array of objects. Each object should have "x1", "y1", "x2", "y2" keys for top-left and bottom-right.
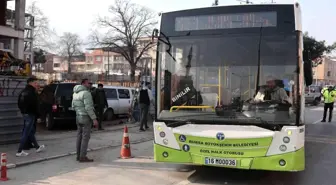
[
  {"x1": 105, "y1": 64, "x2": 113, "y2": 70},
  {"x1": 327, "y1": 71, "x2": 331, "y2": 77},
  {"x1": 95, "y1": 56, "x2": 101, "y2": 61},
  {"x1": 53, "y1": 63, "x2": 60, "y2": 67},
  {"x1": 114, "y1": 56, "x2": 124, "y2": 61}
]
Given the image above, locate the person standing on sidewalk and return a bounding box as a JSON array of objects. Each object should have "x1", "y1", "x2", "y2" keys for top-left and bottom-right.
[
  {"x1": 321, "y1": 86, "x2": 336, "y2": 122},
  {"x1": 72, "y1": 79, "x2": 98, "y2": 162},
  {"x1": 16, "y1": 77, "x2": 45, "y2": 157},
  {"x1": 139, "y1": 82, "x2": 153, "y2": 131},
  {"x1": 93, "y1": 83, "x2": 108, "y2": 130}
]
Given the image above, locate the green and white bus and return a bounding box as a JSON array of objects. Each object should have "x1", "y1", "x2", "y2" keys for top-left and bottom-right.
[{"x1": 152, "y1": 3, "x2": 313, "y2": 172}]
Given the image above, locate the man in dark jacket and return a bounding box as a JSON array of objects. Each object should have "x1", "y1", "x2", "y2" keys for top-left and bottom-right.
[
  {"x1": 93, "y1": 83, "x2": 108, "y2": 130},
  {"x1": 16, "y1": 77, "x2": 45, "y2": 157},
  {"x1": 139, "y1": 82, "x2": 153, "y2": 131}
]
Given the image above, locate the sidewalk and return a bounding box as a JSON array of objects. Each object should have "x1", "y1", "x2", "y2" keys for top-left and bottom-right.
[{"x1": 0, "y1": 123, "x2": 154, "y2": 169}]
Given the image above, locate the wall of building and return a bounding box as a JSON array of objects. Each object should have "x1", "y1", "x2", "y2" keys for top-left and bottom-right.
[
  {"x1": 0, "y1": 1, "x2": 7, "y2": 26},
  {"x1": 313, "y1": 57, "x2": 336, "y2": 85}
]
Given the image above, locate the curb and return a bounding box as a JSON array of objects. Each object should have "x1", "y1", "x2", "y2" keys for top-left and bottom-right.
[
  {"x1": 37, "y1": 124, "x2": 139, "y2": 142},
  {"x1": 4, "y1": 137, "x2": 154, "y2": 170}
]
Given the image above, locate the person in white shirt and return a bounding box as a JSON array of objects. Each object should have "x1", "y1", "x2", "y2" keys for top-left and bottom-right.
[{"x1": 138, "y1": 82, "x2": 153, "y2": 131}]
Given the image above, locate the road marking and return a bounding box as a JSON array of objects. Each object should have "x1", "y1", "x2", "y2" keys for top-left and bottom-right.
[
  {"x1": 309, "y1": 107, "x2": 324, "y2": 111},
  {"x1": 312, "y1": 119, "x2": 321, "y2": 124},
  {"x1": 306, "y1": 139, "x2": 336, "y2": 144}
]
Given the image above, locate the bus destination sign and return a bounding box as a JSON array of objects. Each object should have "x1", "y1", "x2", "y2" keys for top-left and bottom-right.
[{"x1": 175, "y1": 12, "x2": 277, "y2": 31}]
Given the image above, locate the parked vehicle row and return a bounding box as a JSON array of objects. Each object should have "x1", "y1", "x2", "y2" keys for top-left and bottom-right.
[{"x1": 41, "y1": 82, "x2": 137, "y2": 130}]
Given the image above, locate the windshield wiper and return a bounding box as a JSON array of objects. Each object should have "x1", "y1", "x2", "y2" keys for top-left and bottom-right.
[{"x1": 152, "y1": 29, "x2": 176, "y2": 61}]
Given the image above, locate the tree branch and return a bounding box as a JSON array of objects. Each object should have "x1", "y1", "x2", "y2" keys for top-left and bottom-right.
[{"x1": 89, "y1": 0, "x2": 157, "y2": 81}]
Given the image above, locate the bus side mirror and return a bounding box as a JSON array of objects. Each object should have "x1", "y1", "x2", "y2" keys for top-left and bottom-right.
[{"x1": 304, "y1": 60, "x2": 313, "y2": 86}]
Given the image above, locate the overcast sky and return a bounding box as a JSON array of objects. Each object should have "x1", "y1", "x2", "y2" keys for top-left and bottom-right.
[{"x1": 7, "y1": 0, "x2": 336, "y2": 44}]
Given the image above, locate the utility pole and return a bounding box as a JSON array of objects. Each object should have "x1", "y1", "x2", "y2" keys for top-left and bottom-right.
[{"x1": 212, "y1": 0, "x2": 218, "y2": 6}]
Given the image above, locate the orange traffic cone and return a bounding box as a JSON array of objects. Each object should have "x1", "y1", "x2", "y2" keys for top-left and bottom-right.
[
  {"x1": 120, "y1": 126, "x2": 132, "y2": 159},
  {"x1": 0, "y1": 153, "x2": 8, "y2": 181}
]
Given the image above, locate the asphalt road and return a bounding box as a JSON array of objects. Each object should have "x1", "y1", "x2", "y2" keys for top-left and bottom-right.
[{"x1": 3, "y1": 106, "x2": 336, "y2": 185}]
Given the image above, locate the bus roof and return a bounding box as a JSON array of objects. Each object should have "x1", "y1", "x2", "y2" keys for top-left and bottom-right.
[{"x1": 161, "y1": 3, "x2": 296, "y2": 15}]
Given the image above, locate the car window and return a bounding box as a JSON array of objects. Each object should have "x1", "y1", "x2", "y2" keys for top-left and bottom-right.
[
  {"x1": 49, "y1": 84, "x2": 58, "y2": 93},
  {"x1": 55, "y1": 83, "x2": 77, "y2": 96},
  {"x1": 105, "y1": 88, "x2": 118, "y2": 99},
  {"x1": 118, "y1": 89, "x2": 130, "y2": 99}
]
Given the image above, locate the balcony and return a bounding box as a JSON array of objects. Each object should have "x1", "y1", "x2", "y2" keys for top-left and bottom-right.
[{"x1": 0, "y1": 25, "x2": 24, "y2": 39}]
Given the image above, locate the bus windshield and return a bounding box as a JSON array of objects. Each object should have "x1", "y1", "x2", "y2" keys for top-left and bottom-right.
[{"x1": 156, "y1": 33, "x2": 300, "y2": 125}]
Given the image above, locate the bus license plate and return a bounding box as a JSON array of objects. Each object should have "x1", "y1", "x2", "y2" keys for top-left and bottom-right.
[{"x1": 205, "y1": 157, "x2": 237, "y2": 166}]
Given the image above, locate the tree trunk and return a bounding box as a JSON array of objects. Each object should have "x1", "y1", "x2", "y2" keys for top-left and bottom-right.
[
  {"x1": 67, "y1": 57, "x2": 71, "y2": 74},
  {"x1": 130, "y1": 63, "x2": 136, "y2": 82}
]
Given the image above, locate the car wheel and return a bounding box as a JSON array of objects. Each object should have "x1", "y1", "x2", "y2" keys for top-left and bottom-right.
[
  {"x1": 45, "y1": 113, "x2": 55, "y2": 130},
  {"x1": 106, "y1": 109, "x2": 114, "y2": 121},
  {"x1": 313, "y1": 98, "x2": 320, "y2": 106}
]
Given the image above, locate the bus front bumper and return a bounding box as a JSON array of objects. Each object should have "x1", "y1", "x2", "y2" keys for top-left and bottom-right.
[{"x1": 154, "y1": 143, "x2": 305, "y2": 172}]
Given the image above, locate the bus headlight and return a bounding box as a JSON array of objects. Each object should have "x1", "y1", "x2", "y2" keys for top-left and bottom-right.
[
  {"x1": 283, "y1": 137, "x2": 290, "y2": 143},
  {"x1": 287, "y1": 130, "x2": 292, "y2": 136},
  {"x1": 163, "y1": 139, "x2": 168, "y2": 145},
  {"x1": 279, "y1": 145, "x2": 287, "y2": 151},
  {"x1": 162, "y1": 152, "x2": 168, "y2": 158},
  {"x1": 157, "y1": 126, "x2": 162, "y2": 131},
  {"x1": 159, "y1": 131, "x2": 166, "y2": 138},
  {"x1": 279, "y1": 159, "x2": 286, "y2": 166}
]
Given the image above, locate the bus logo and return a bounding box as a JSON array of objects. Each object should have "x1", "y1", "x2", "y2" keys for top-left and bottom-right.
[
  {"x1": 179, "y1": 135, "x2": 186, "y2": 142},
  {"x1": 182, "y1": 144, "x2": 190, "y2": 152},
  {"x1": 216, "y1": 132, "x2": 225, "y2": 140}
]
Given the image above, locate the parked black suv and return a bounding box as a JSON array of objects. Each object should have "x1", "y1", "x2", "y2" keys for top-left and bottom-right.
[{"x1": 43, "y1": 82, "x2": 78, "y2": 130}]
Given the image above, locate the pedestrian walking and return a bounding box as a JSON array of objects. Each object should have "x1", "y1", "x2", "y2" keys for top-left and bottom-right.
[
  {"x1": 92, "y1": 83, "x2": 108, "y2": 130},
  {"x1": 321, "y1": 86, "x2": 336, "y2": 122},
  {"x1": 139, "y1": 82, "x2": 153, "y2": 131},
  {"x1": 16, "y1": 77, "x2": 45, "y2": 157},
  {"x1": 72, "y1": 79, "x2": 98, "y2": 162}
]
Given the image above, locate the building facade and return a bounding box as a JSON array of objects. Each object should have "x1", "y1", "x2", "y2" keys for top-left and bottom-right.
[
  {"x1": 51, "y1": 55, "x2": 86, "y2": 73},
  {"x1": 313, "y1": 57, "x2": 336, "y2": 86},
  {"x1": 0, "y1": 0, "x2": 33, "y2": 61},
  {"x1": 86, "y1": 37, "x2": 157, "y2": 77}
]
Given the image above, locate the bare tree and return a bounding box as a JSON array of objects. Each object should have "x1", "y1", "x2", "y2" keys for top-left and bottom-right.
[
  {"x1": 90, "y1": 0, "x2": 157, "y2": 81},
  {"x1": 26, "y1": 0, "x2": 55, "y2": 51},
  {"x1": 58, "y1": 32, "x2": 83, "y2": 74}
]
